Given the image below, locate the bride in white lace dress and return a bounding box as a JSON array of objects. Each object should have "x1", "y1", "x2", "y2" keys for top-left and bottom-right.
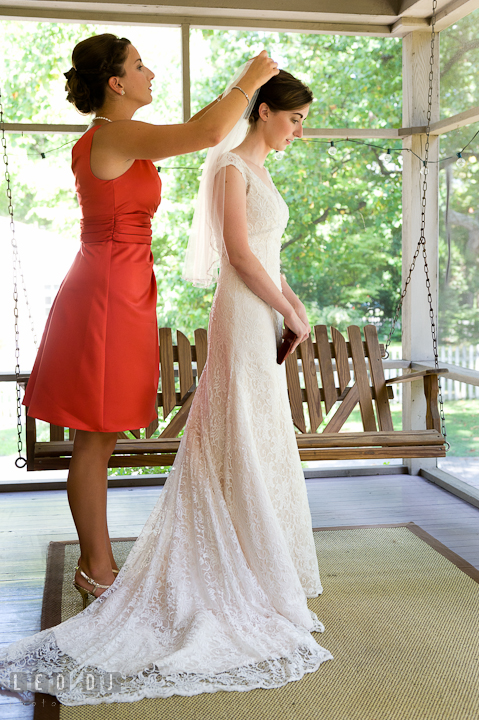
[{"x1": 0, "y1": 68, "x2": 332, "y2": 706}]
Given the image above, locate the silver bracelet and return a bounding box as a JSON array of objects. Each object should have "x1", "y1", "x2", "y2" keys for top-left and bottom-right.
[{"x1": 232, "y1": 85, "x2": 250, "y2": 105}]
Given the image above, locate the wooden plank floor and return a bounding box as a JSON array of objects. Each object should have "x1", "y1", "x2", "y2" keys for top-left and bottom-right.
[{"x1": 1, "y1": 473, "x2": 479, "y2": 719}]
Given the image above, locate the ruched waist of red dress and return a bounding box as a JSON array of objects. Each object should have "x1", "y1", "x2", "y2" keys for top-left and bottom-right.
[{"x1": 80, "y1": 212, "x2": 153, "y2": 245}]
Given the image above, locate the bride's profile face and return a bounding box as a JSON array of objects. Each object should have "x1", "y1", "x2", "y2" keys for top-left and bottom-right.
[{"x1": 260, "y1": 103, "x2": 310, "y2": 152}]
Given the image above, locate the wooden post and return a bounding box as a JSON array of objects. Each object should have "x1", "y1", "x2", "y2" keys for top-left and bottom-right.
[
  {"x1": 402, "y1": 30, "x2": 440, "y2": 475},
  {"x1": 181, "y1": 24, "x2": 191, "y2": 123}
]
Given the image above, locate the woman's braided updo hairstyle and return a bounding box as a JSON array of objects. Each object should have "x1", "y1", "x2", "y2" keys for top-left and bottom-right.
[
  {"x1": 64, "y1": 33, "x2": 131, "y2": 114},
  {"x1": 248, "y1": 69, "x2": 313, "y2": 125}
]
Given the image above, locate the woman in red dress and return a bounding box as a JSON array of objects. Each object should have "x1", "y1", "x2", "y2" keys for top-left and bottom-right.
[{"x1": 24, "y1": 33, "x2": 278, "y2": 604}]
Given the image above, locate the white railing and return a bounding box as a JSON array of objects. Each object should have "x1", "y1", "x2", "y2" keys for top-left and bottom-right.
[{"x1": 439, "y1": 345, "x2": 479, "y2": 400}]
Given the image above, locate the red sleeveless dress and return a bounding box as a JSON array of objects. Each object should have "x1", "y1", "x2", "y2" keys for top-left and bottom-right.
[{"x1": 23, "y1": 125, "x2": 161, "y2": 432}]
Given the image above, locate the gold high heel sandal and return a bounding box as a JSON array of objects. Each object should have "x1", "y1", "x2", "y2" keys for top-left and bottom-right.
[
  {"x1": 73, "y1": 565, "x2": 112, "y2": 610},
  {"x1": 77, "y1": 557, "x2": 119, "y2": 577},
  {"x1": 75, "y1": 557, "x2": 120, "y2": 577}
]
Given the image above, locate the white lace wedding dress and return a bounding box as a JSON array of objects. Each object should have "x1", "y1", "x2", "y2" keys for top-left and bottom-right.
[{"x1": 0, "y1": 152, "x2": 333, "y2": 706}]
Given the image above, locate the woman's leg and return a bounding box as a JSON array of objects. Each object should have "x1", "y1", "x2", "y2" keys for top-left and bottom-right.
[{"x1": 67, "y1": 430, "x2": 118, "y2": 596}]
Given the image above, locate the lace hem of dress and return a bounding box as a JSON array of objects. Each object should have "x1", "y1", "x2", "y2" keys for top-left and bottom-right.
[
  {"x1": 309, "y1": 611, "x2": 325, "y2": 632},
  {"x1": 0, "y1": 631, "x2": 333, "y2": 706}
]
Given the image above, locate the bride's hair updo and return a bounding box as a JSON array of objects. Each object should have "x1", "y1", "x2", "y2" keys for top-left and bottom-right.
[
  {"x1": 64, "y1": 33, "x2": 131, "y2": 114},
  {"x1": 249, "y1": 69, "x2": 313, "y2": 124}
]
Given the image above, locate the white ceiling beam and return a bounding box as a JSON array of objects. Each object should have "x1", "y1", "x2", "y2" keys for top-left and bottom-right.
[
  {"x1": 391, "y1": 16, "x2": 429, "y2": 35},
  {"x1": 0, "y1": 6, "x2": 391, "y2": 34},
  {"x1": 433, "y1": 0, "x2": 479, "y2": 31},
  {"x1": 393, "y1": 0, "x2": 479, "y2": 33},
  {"x1": 398, "y1": 0, "x2": 429, "y2": 12},
  {"x1": 0, "y1": 0, "x2": 402, "y2": 21}
]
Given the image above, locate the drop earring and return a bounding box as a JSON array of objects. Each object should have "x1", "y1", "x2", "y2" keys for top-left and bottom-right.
[{"x1": 121, "y1": 89, "x2": 125, "y2": 96}]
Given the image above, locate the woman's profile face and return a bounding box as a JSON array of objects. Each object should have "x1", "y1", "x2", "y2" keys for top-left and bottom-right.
[
  {"x1": 114, "y1": 44, "x2": 155, "y2": 108},
  {"x1": 260, "y1": 103, "x2": 310, "y2": 152}
]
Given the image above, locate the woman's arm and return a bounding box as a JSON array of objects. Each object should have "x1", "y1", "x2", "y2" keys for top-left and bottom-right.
[
  {"x1": 187, "y1": 97, "x2": 220, "y2": 124},
  {"x1": 222, "y1": 165, "x2": 309, "y2": 354},
  {"x1": 94, "y1": 51, "x2": 277, "y2": 163},
  {"x1": 280, "y1": 274, "x2": 311, "y2": 335}
]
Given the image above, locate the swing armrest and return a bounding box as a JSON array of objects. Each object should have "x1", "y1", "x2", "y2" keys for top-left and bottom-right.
[
  {"x1": 386, "y1": 368, "x2": 448, "y2": 433},
  {"x1": 385, "y1": 368, "x2": 449, "y2": 385}
]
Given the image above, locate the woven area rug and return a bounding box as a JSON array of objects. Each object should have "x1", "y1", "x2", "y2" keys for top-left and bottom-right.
[{"x1": 33, "y1": 522, "x2": 479, "y2": 720}]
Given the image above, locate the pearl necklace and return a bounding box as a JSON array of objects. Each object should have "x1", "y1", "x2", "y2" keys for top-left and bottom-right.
[{"x1": 94, "y1": 116, "x2": 112, "y2": 122}]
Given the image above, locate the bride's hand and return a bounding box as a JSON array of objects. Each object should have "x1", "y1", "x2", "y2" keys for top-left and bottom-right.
[
  {"x1": 243, "y1": 50, "x2": 279, "y2": 90},
  {"x1": 284, "y1": 310, "x2": 310, "y2": 356},
  {"x1": 292, "y1": 300, "x2": 311, "y2": 336}
]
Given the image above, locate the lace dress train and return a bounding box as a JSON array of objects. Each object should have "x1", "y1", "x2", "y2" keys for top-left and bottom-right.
[{"x1": 0, "y1": 152, "x2": 332, "y2": 705}]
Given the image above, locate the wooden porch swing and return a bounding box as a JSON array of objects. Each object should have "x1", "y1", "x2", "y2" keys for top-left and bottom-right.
[{"x1": 23, "y1": 322, "x2": 448, "y2": 471}]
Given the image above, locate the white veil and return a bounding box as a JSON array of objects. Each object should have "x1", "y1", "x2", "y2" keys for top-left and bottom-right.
[{"x1": 183, "y1": 62, "x2": 259, "y2": 287}]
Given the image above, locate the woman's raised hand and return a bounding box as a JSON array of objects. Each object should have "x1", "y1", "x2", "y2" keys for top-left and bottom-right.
[{"x1": 243, "y1": 50, "x2": 279, "y2": 90}]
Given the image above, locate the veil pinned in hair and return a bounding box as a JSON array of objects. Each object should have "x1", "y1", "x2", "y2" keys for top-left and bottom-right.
[{"x1": 183, "y1": 62, "x2": 259, "y2": 288}]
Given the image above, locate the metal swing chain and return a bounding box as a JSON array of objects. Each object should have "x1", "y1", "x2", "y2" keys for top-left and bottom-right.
[
  {"x1": 0, "y1": 86, "x2": 28, "y2": 468},
  {"x1": 384, "y1": 0, "x2": 448, "y2": 449}
]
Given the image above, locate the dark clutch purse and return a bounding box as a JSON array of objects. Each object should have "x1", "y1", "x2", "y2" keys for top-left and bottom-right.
[{"x1": 277, "y1": 327, "x2": 297, "y2": 365}]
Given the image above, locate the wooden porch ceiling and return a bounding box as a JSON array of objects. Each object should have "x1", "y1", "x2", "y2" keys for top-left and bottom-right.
[{"x1": 0, "y1": 0, "x2": 478, "y2": 35}]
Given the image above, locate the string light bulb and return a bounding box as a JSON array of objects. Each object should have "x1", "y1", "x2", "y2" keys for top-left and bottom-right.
[
  {"x1": 274, "y1": 150, "x2": 285, "y2": 161},
  {"x1": 327, "y1": 141, "x2": 338, "y2": 157},
  {"x1": 420, "y1": 162, "x2": 429, "y2": 176},
  {"x1": 456, "y1": 152, "x2": 466, "y2": 168},
  {"x1": 379, "y1": 148, "x2": 391, "y2": 163}
]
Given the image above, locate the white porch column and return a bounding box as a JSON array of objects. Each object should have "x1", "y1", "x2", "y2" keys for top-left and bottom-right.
[{"x1": 401, "y1": 30, "x2": 440, "y2": 475}]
